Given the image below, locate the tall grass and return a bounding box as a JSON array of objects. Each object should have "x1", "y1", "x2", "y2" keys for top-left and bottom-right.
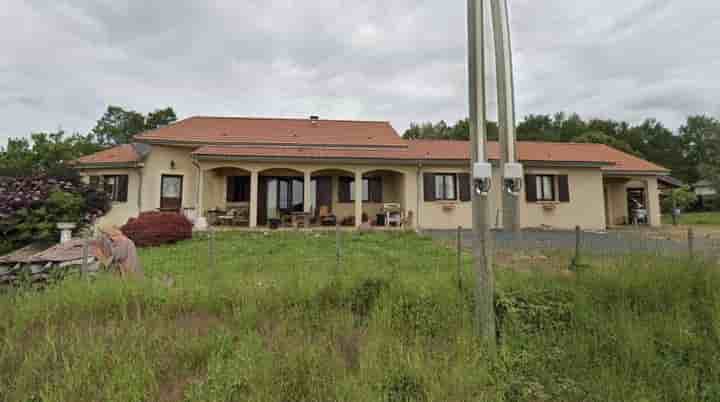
[{"x1": 1, "y1": 231, "x2": 719, "y2": 401}]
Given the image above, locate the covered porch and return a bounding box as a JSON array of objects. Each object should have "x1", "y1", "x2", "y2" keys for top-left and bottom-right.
[
  {"x1": 603, "y1": 174, "x2": 662, "y2": 227},
  {"x1": 197, "y1": 163, "x2": 410, "y2": 229}
]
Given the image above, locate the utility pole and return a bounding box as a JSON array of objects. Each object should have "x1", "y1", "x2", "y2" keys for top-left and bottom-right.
[
  {"x1": 490, "y1": 0, "x2": 523, "y2": 233},
  {"x1": 467, "y1": 0, "x2": 496, "y2": 349}
]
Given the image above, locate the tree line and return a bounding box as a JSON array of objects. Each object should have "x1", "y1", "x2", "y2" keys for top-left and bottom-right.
[
  {"x1": 0, "y1": 106, "x2": 177, "y2": 174},
  {"x1": 403, "y1": 113, "x2": 720, "y2": 185}
]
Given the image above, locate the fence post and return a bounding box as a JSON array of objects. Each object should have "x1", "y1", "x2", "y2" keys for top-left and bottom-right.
[
  {"x1": 571, "y1": 225, "x2": 583, "y2": 271},
  {"x1": 688, "y1": 227, "x2": 695, "y2": 260},
  {"x1": 457, "y1": 226, "x2": 463, "y2": 291},
  {"x1": 336, "y1": 223, "x2": 341, "y2": 272},
  {"x1": 81, "y1": 237, "x2": 89, "y2": 278},
  {"x1": 208, "y1": 229, "x2": 215, "y2": 271}
]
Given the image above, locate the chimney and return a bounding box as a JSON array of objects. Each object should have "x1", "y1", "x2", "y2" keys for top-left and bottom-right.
[{"x1": 310, "y1": 115, "x2": 319, "y2": 125}]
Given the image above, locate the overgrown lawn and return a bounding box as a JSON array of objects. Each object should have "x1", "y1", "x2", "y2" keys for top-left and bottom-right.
[{"x1": 1, "y1": 231, "x2": 719, "y2": 401}]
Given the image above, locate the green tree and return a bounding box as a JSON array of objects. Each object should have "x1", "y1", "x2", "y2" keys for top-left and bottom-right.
[
  {"x1": 680, "y1": 115, "x2": 720, "y2": 184},
  {"x1": 146, "y1": 107, "x2": 178, "y2": 130},
  {"x1": 91, "y1": 106, "x2": 147, "y2": 146},
  {"x1": 402, "y1": 119, "x2": 498, "y2": 141},
  {"x1": 572, "y1": 131, "x2": 636, "y2": 154}
]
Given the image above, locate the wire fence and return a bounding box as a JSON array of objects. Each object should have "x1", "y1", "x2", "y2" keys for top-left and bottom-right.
[{"x1": 132, "y1": 225, "x2": 718, "y2": 288}]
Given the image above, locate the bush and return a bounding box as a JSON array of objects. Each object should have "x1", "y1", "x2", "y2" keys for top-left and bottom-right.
[{"x1": 121, "y1": 212, "x2": 193, "y2": 247}]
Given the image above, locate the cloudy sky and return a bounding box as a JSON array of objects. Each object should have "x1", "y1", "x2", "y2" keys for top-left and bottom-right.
[{"x1": 2, "y1": 0, "x2": 719, "y2": 145}]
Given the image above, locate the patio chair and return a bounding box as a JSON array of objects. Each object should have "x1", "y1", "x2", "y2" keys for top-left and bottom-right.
[
  {"x1": 383, "y1": 203, "x2": 403, "y2": 227},
  {"x1": 318, "y1": 206, "x2": 337, "y2": 226}
]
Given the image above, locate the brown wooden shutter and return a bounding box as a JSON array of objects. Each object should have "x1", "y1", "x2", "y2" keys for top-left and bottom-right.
[
  {"x1": 558, "y1": 175, "x2": 570, "y2": 202},
  {"x1": 458, "y1": 173, "x2": 471, "y2": 202},
  {"x1": 525, "y1": 174, "x2": 537, "y2": 202},
  {"x1": 117, "y1": 175, "x2": 129, "y2": 202},
  {"x1": 423, "y1": 173, "x2": 436, "y2": 202},
  {"x1": 226, "y1": 177, "x2": 236, "y2": 202},
  {"x1": 338, "y1": 177, "x2": 352, "y2": 203}
]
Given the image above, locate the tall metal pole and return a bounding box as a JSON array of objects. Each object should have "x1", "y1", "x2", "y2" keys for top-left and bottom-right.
[
  {"x1": 490, "y1": 0, "x2": 522, "y2": 233},
  {"x1": 467, "y1": 0, "x2": 496, "y2": 348}
]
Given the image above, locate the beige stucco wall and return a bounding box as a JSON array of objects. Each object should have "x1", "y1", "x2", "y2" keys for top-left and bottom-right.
[
  {"x1": 79, "y1": 168, "x2": 142, "y2": 227},
  {"x1": 140, "y1": 145, "x2": 199, "y2": 214},
  {"x1": 604, "y1": 176, "x2": 662, "y2": 227},
  {"x1": 91, "y1": 144, "x2": 664, "y2": 231},
  {"x1": 519, "y1": 168, "x2": 606, "y2": 231}
]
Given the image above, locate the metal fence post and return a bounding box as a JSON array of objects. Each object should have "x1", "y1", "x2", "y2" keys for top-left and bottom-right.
[
  {"x1": 457, "y1": 226, "x2": 463, "y2": 291},
  {"x1": 688, "y1": 227, "x2": 695, "y2": 260},
  {"x1": 571, "y1": 225, "x2": 583, "y2": 271},
  {"x1": 209, "y1": 229, "x2": 215, "y2": 271},
  {"x1": 336, "y1": 223, "x2": 341, "y2": 272},
  {"x1": 81, "y1": 237, "x2": 89, "y2": 278}
]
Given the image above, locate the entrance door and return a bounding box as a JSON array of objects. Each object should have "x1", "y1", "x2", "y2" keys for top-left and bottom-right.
[
  {"x1": 627, "y1": 188, "x2": 647, "y2": 224},
  {"x1": 160, "y1": 175, "x2": 183, "y2": 211}
]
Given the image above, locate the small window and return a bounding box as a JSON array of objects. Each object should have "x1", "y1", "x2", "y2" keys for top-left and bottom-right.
[
  {"x1": 99, "y1": 175, "x2": 129, "y2": 202},
  {"x1": 434, "y1": 174, "x2": 457, "y2": 201},
  {"x1": 536, "y1": 175, "x2": 556, "y2": 201}
]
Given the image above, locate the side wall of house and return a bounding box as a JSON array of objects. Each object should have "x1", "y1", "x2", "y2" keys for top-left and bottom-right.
[
  {"x1": 605, "y1": 176, "x2": 662, "y2": 227},
  {"x1": 140, "y1": 145, "x2": 199, "y2": 215},
  {"x1": 79, "y1": 168, "x2": 142, "y2": 227}
]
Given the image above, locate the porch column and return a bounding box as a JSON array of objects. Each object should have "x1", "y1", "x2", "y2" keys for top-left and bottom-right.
[
  {"x1": 355, "y1": 170, "x2": 363, "y2": 227},
  {"x1": 250, "y1": 170, "x2": 259, "y2": 228},
  {"x1": 197, "y1": 168, "x2": 205, "y2": 217},
  {"x1": 645, "y1": 178, "x2": 661, "y2": 227},
  {"x1": 304, "y1": 171, "x2": 313, "y2": 214}
]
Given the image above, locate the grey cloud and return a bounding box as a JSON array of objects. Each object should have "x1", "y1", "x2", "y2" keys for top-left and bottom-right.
[{"x1": 1, "y1": 0, "x2": 719, "y2": 145}]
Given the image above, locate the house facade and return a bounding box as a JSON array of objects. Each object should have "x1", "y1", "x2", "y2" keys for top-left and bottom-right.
[{"x1": 74, "y1": 116, "x2": 668, "y2": 231}]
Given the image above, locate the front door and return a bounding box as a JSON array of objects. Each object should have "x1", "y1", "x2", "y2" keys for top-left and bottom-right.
[{"x1": 160, "y1": 175, "x2": 183, "y2": 211}]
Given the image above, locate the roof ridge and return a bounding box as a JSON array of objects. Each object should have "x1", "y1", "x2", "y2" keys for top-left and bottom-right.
[{"x1": 187, "y1": 115, "x2": 391, "y2": 124}]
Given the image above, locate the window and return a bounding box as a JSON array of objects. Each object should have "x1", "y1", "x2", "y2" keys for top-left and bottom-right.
[
  {"x1": 340, "y1": 177, "x2": 382, "y2": 203},
  {"x1": 434, "y1": 174, "x2": 457, "y2": 201},
  {"x1": 536, "y1": 175, "x2": 556, "y2": 201},
  {"x1": 226, "y1": 176, "x2": 250, "y2": 203},
  {"x1": 90, "y1": 175, "x2": 128, "y2": 202}
]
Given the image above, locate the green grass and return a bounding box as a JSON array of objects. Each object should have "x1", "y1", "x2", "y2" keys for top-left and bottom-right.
[
  {"x1": 663, "y1": 211, "x2": 720, "y2": 225},
  {"x1": 1, "y1": 231, "x2": 720, "y2": 402}
]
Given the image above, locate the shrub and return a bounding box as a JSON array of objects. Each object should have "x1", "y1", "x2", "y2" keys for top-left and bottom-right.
[{"x1": 121, "y1": 212, "x2": 193, "y2": 247}]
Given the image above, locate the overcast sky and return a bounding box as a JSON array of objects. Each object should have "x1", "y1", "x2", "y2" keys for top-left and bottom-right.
[{"x1": 2, "y1": 0, "x2": 719, "y2": 145}]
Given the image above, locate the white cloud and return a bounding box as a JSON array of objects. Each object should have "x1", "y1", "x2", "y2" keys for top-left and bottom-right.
[{"x1": 1, "y1": 0, "x2": 719, "y2": 145}]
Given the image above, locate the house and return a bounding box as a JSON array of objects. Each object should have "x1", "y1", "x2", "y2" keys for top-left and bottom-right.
[
  {"x1": 73, "y1": 116, "x2": 668, "y2": 231},
  {"x1": 692, "y1": 180, "x2": 717, "y2": 209}
]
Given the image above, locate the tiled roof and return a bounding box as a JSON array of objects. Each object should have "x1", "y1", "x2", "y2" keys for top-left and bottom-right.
[
  {"x1": 194, "y1": 140, "x2": 668, "y2": 173},
  {"x1": 135, "y1": 116, "x2": 406, "y2": 147},
  {"x1": 75, "y1": 144, "x2": 141, "y2": 165}
]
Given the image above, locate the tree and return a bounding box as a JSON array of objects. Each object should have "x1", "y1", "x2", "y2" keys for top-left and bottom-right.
[
  {"x1": 680, "y1": 115, "x2": 720, "y2": 184},
  {"x1": 91, "y1": 106, "x2": 147, "y2": 146},
  {"x1": 402, "y1": 119, "x2": 498, "y2": 141},
  {"x1": 146, "y1": 107, "x2": 178, "y2": 130},
  {"x1": 572, "y1": 131, "x2": 636, "y2": 154}
]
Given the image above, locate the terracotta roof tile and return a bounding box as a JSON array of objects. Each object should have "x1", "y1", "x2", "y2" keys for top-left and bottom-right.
[
  {"x1": 135, "y1": 116, "x2": 406, "y2": 147},
  {"x1": 193, "y1": 140, "x2": 668, "y2": 174},
  {"x1": 75, "y1": 144, "x2": 140, "y2": 165}
]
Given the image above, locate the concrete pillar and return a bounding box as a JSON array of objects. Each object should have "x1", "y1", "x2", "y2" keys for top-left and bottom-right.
[
  {"x1": 355, "y1": 170, "x2": 363, "y2": 227},
  {"x1": 250, "y1": 170, "x2": 259, "y2": 228},
  {"x1": 304, "y1": 171, "x2": 313, "y2": 214},
  {"x1": 646, "y1": 177, "x2": 662, "y2": 227},
  {"x1": 197, "y1": 169, "x2": 205, "y2": 216}
]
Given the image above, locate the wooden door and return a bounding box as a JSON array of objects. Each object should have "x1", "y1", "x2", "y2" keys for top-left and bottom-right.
[{"x1": 160, "y1": 175, "x2": 183, "y2": 211}]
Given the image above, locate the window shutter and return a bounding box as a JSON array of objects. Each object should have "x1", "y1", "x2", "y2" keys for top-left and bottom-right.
[
  {"x1": 558, "y1": 175, "x2": 570, "y2": 203},
  {"x1": 339, "y1": 177, "x2": 351, "y2": 203},
  {"x1": 117, "y1": 175, "x2": 129, "y2": 202},
  {"x1": 458, "y1": 173, "x2": 471, "y2": 202},
  {"x1": 423, "y1": 173, "x2": 436, "y2": 202},
  {"x1": 226, "y1": 177, "x2": 236, "y2": 202},
  {"x1": 525, "y1": 174, "x2": 537, "y2": 202}
]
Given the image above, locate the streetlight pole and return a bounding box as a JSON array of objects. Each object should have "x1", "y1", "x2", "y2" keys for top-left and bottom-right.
[
  {"x1": 467, "y1": 0, "x2": 496, "y2": 348},
  {"x1": 490, "y1": 0, "x2": 523, "y2": 233}
]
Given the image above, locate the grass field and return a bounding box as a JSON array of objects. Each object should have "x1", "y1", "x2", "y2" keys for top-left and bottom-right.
[
  {"x1": 663, "y1": 211, "x2": 720, "y2": 225},
  {"x1": 1, "y1": 231, "x2": 719, "y2": 402}
]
